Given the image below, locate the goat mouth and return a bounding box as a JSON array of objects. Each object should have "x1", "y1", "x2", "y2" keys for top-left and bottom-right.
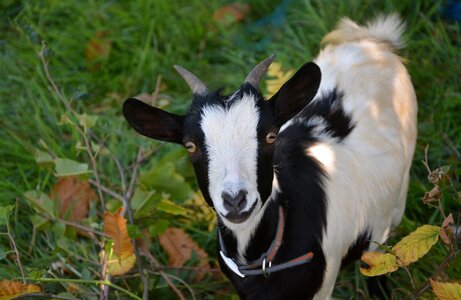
[{"x1": 223, "y1": 201, "x2": 257, "y2": 224}]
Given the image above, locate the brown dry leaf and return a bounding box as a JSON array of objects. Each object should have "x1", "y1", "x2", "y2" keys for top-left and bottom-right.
[
  {"x1": 423, "y1": 185, "x2": 442, "y2": 204},
  {"x1": 86, "y1": 31, "x2": 111, "y2": 71},
  {"x1": 430, "y1": 279, "x2": 461, "y2": 300},
  {"x1": 0, "y1": 279, "x2": 42, "y2": 299},
  {"x1": 213, "y1": 3, "x2": 250, "y2": 25},
  {"x1": 159, "y1": 227, "x2": 211, "y2": 282},
  {"x1": 49, "y1": 176, "x2": 97, "y2": 222},
  {"x1": 440, "y1": 213, "x2": 454, "y2": 245}
]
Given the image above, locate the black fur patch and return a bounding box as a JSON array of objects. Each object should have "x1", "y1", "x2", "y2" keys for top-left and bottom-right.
[
  {"x1": 341, "y1": 230, "x2": 371, "y2": 268},
  {"x1": 220, "y1": 121, "x2": 328, "y2": 299},
  {"x1": 300, "y1": 89, "x2": 355, "y2": 141}
]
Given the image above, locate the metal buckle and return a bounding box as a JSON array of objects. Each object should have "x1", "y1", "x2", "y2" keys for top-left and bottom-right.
[{"x1": 262, "y1": 257, "x2": 272, "y2": 278}]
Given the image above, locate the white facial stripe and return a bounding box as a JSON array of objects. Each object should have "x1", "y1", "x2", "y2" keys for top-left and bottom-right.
[{"x1": 200, "y1": 94, "x2": 260, "y2": 217}]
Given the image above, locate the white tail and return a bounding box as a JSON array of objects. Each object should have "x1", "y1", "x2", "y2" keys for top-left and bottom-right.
[{"x1": 322, "y1": 14, "x2": 405, "y2": 50}]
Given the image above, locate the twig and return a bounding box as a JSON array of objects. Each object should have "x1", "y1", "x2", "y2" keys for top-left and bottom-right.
[
  {"x1": 51, "y1": 216, "x2": 104, "y2": 238},
  {"x1": 410, "y1": 249, "x2": 460, "y2": 299},
  {"x1": 28, "y1": 277, "x2": 142, "y2": 300},
  {"x1": 13, "y1": 293, "x2": 79, "y2": 300},
  {"x1": 6, "y1": 221, "x2": 27, "y2": 284},
  {"x1": 154, "y1": 265, "x2": 221, "y2": 274},
  {"x1": 124, "y1": 147, "x2": 159, "y2": 171},
  {"x1": 147, "y1": 270, "x2": 194, "y2": 300},
  {"x1": 127, "y1": 148, "x2": 144, "y2": 201},
  {"x1": 144, "y1": 252, "x2": 188, "y2": 300},
  {"x1": 38, "y1": 42, "x2": 75, "y2": 114},
  {"x1": 88, "y1": 178, "x2": 124, "y2": 201},
  {"x1": 151, "y1": 75, "x2": 162, "y2": 107}
]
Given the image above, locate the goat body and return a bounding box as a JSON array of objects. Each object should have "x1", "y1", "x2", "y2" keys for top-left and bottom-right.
[{"x1": 123, "y1": 15, "x2": 417, "y2": 300}]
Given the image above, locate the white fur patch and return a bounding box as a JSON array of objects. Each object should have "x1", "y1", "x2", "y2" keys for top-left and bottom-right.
[{"x1": 200, "y1": 93, "x2": 267, "y2": 258}]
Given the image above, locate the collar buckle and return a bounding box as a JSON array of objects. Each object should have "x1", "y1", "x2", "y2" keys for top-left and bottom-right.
[{"x1": 262, "y1": 257, "x2": 272, "y2": 278}]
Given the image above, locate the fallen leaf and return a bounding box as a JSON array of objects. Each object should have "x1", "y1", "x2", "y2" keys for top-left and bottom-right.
[
  {"x1": 393, "y1": 225, "x2": 440, "y2": 266},
  {"x1": 440, "y1": 213, "x2": 454, "y2": 245},
  {"x1": 0, "y1": 279, "x2": 41, "y2": 299},
  {"x1": 104, "y1": 209, "x2": 136, "y2": 276},
  {"x1": 360, "y1": 252, "x2": 398, "y2": 277},
  {"x1": 213, "y1": 3, "x2": 250, "y2": 26},
  {"x1": 86, "y1": 31, "x2": 111, "y2": 71},
  {"x1": 49, "y1": 176, "x2": 97, "y2": 223},
  {"x1": 159, "y1": 227, "x2": 210, "y2": 282},
  {"x1": 423, "y1": 185, "x2": 442, "y2": 204},
  {"x1": 430, "y1": 279, "x2": 461, "y2": 300}
]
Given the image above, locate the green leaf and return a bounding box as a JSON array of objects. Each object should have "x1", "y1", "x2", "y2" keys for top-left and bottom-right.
[
  {"x1": 131, "y1": 189, "x2": 156, "y2": 216},
  {"x1": 54, "y1": 158, "x2": 90, "y2": 177},
  {"x1": 140, "y1": 148, "x2": 193, "y2": 202},
  {"x1": 0, "y1": 205, "x2": 14, "y2": 225},
  {"x1": 29, "y1": 215, "x2": 49, "y2": 230},
  {"x1": 360, "y1": 252, "x2": 398, "y2": 276},
  {"x1": 393, "y1": 225, "x2": 440, "y2": 266},
  {"x1": 34, "y1": 149, "x2": 54, "y2": 166},
  {"x1": 149, "y1": 220, "x2": 169, "y2": 237},
  {"x1": 156, "y1": 198, "x2": 187, "y2": 216},
  {"x1": 24, "y1": 191, "x2": 55, "y2": 217},
  {"x1": 76, "y1": 113, "x2": 98, "y2": 130}
]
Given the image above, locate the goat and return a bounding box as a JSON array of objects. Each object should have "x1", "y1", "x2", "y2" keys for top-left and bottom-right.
[{"x1": 123, "y1": 14, "x2": 417, "y2": 299}]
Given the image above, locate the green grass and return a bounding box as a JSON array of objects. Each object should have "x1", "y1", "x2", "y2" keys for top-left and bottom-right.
[{"x1": 1, "y1": 0, "x2": 460, "y2": 299}]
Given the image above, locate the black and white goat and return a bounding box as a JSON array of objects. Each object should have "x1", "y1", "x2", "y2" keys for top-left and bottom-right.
[{"x1": 123, "y1": 15, "x2": 417, "y2": 299}]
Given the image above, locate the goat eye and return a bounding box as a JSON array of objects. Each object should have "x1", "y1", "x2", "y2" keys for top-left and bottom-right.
[
  {"x1": 265, "y1": 132, "x2": 277, "y2": 144},
  {"x1": 185, "y1": 142, "x2": 197, "y2": 153}
]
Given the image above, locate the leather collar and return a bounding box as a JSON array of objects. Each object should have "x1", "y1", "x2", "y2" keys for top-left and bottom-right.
[{"x1": 218, "y1": 206, "x2": 314, "y2": 277}]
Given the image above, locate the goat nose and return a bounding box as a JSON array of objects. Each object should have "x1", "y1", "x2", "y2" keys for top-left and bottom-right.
[{"x1": 222, "y1": 190, "x2": 247, "y2": 211}]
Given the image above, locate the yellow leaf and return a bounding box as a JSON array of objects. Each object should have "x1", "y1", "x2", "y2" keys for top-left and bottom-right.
[
  {"x1": 360, "y1": 252, "x2": 398, "y2": 277},
  {"x1": 430, "y1": 279, "x2": 461, "y2": 300},
  {"x1": 264, "y1": 62, "x2": 294, "y2": 98},
  {"x1": 104, "y1": 209, "x2": 136, "y2": 276},
  {"x1": 0, "y1": 280, "x2": 41, "y2": 299},
  {"x1": 106, "y1": 251, "x2": 136, "y2": 276},
  {"x1": 393, "y1": 225, "x2": 440, "y2": 266}
]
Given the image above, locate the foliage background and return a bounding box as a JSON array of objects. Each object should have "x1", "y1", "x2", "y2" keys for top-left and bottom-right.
[{"x1": 0, "y1": 0, "x2": 460, "y2": 299}]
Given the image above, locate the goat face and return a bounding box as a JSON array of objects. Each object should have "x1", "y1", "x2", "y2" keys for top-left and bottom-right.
[{"x1": 123, "y1": 58, "x2": 321, "y2": 228}]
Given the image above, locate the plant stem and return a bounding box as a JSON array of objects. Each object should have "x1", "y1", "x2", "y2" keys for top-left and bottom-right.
[
  {"x1": 27, "y1": 277, "x2": 142, "y2": 300},
  {"x1": 7, "y1": 220, "x2": 27, "y2": 284}
]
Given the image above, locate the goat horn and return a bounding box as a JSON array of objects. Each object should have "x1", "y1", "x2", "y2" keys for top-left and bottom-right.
[
  {"x1": 174, "y1": 65, "x2": 208, "y2": 95},
  {"x1": 244, "y1": 54, "x2": 276, "y2": 88}
]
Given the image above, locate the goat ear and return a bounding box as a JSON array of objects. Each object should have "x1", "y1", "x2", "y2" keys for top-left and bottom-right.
[
  {"x1": 268, "y1": 62, "x2": 321, "y2": 127},
  {"x1": 123, "y1": 98, "x2": 184, "y2": 144}
]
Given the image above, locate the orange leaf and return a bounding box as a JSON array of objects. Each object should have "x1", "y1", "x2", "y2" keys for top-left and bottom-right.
[
  {"x1": 86, "y1": 31, "x2": 111, "y2": 71},
  {"x1": 159, "y1": 227, "x2": 210, "y2": 281},
  {"x1": 104, "y1": 209, "x2": 136, "y2": 276},
  {"x1": 49, "y1": 176, "x2": 97, "y2": 223},
  {"x1": 213, "y1": 3, "x2": 250, "y2": 25},
  {"x1": 104, "y1": 209, "x2": 134, "y2": 259},
  {"x1": 430, "y1": 279, "x2": 461, "y2": 300},
  {"x1": 0, "y1": 280, "x2": 41, "y2": 299}
]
